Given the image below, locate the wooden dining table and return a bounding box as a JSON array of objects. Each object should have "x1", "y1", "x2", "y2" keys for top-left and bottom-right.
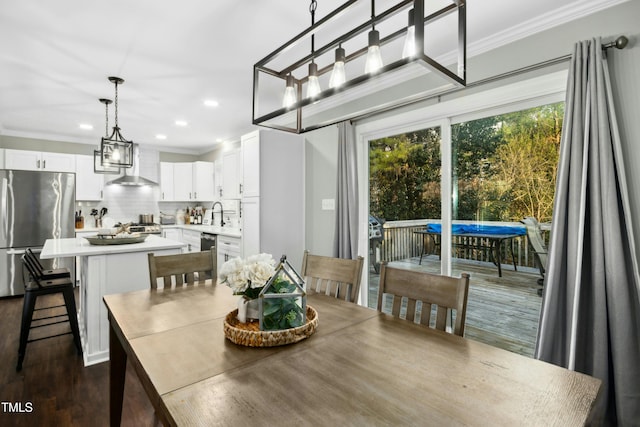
[{"x1": 103, "y1": 282, "x2": 601, "y2": 426}]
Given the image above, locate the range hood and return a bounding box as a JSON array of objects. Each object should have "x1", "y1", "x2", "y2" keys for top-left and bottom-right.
[{"x1": 106, "y1": 145, "x2": 158, "y2": 186}]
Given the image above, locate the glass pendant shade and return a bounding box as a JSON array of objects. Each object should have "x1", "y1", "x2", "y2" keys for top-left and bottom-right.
[
  {"x1": 402, "y1": 9, "x2": 416, "y2": 59},
  {"x1": 329, "y1": 47, "x2": 346, "y2": 88},
  {"x1": 365, "y1": 30, "x2": 384, "y2": 74},
  {"x1": 94, "y1": 98, "x2": 121, "y2": 174},
  {"x1": 306, "y1": 62, "x2": 321, "y2": 99},
  {"x1": 282, "y1": 75, "x2": 297, "y2": 108}
]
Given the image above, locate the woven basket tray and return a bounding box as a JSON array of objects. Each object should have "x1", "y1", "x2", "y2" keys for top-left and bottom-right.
[{"x1": 223, "y1": 305, "x2": 318, "y2": 347}]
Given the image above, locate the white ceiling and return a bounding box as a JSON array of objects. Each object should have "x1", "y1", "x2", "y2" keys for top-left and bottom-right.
[{"x1": 0, "y1": 0, "x2": 626, "y2": 154}]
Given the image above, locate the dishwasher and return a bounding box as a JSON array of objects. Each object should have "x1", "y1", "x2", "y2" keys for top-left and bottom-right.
[{"x1": 201, "y1": 232, "x2": 217, "y2": 279}]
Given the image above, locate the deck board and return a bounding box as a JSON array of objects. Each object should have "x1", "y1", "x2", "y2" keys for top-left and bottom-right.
[{"x1": 368, "y1": 255, "x2": 543, "y2": 357}]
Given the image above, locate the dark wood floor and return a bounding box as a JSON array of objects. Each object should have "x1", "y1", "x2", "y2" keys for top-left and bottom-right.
[{"x1": 0, "y1": 291, "x2": 156, "y2": 426}]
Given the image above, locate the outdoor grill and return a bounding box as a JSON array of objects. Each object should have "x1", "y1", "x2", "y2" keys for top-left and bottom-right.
[{"x1": 369, "y1": 215, "x2": 384, "y2": 273}]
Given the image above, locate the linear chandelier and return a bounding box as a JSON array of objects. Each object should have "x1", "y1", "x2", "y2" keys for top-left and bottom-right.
[
  {"x1": 94, "y1": 98, "x2": 121, "y2": 174},
  {"x1": 100, "y1": 76, "x2": 133, "y2": 168},
  {"x1": 253, "y1": 0, "x2": 466, "y2": 134}
]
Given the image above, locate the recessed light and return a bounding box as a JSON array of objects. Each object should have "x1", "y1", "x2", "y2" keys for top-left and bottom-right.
[
  {"x1": 79, "y1": 123, "x2": 93, "y2": 130},
  {"x1": 175, "y1": 120, "x2": 188, "y2": 127},
  {"x1": 215, "y1": 138, "x2": 223, "y2": 143},
  {"x1": 156, "y1": 134, "x2": 167, "y2": 140},
  {"x1": 203, "y1": 100, "x2": 219, "y2": 107}
]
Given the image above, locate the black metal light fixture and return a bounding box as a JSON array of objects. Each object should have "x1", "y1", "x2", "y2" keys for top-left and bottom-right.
[
  {"x1": 100, "y1": 76, "x2": 133, "y2": 168},
  {"x1": 253, "y1": 0, "x2": 467, "y2": 134},
  {"x1": 94, "y1": 98, "x2": 121, "y2": 174}
]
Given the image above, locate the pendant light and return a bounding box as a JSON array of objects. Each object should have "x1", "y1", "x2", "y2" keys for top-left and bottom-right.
[
  {"x1": 282, "y1": 74, "x2": 297, "y2": 108},
  {"x1": 306, "y1": 0, "x2": 322, "y2": 99},
  {"x1": 100, "y1": 76, "x2": 133, "y2": 168},
  {"x1": 364, "y1": 0, "x2": 383, "y2": 74},
  {"x1": 94, "y1": 98, "x2": 120, "y2": 174},
  {"x1": 402, "y1": 8, "x2": 416, "y2": 59},
  {"x1": 329, "y1": 46, "x2": 346, "y2": 88}
]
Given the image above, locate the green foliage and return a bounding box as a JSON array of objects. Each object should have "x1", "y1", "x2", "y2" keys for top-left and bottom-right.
[
  {"x1": 369, "y1": 103, "x2": 563, "y2": 223},
  {"x1": 261, "y1": 278, "x2": 304, "y2": 331}
]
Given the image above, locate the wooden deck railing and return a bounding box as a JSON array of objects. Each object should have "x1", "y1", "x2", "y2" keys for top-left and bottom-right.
[{"x1": 376, "y1": 219, "x2": 545, "y2": 269}]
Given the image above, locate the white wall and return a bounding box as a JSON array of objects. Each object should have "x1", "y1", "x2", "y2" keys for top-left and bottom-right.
[{"x1": 304, "y1": 126, "x2": 339, "y2": 256}]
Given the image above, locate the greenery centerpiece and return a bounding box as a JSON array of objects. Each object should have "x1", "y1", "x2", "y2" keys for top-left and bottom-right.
[{"x1": 219, "y1": 254, "x2": 306, "y2": 330}]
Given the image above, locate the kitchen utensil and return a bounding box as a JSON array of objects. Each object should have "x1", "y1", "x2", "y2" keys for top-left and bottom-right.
[
  {"x1": 139, "y1": 214, "x2": 154, "y2": 224},
  {"x1": 100, "y1": 207, "x2": 108, "y2": 218}
]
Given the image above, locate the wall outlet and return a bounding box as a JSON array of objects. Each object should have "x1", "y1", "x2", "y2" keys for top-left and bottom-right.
[{"x1": 321, "y1": 198, "x2": 335, "y2": 210}]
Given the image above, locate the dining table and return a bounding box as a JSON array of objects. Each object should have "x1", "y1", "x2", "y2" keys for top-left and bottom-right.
[{"x1": 103, "y1": 282, "x2": 601, "y2": 426}]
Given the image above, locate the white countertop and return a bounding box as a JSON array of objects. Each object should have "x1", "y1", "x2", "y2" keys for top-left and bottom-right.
[
  {"x1": 164, "y1": 224, "x2": 242, "y2": 238},
  {"x1": 76, "y1": 224, "x2": 241, "y2": 238},
  {"x1": 41, "y1": 235, "x2": 187, "y2": 258}
]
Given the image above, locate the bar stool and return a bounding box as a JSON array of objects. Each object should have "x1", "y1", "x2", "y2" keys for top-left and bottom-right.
[
  {"x1": 17, "y1": 254, "x2": 82, "y2": 371},
  {"x1": 24, "y1": 248, "x2": 71, "y2": 280}
]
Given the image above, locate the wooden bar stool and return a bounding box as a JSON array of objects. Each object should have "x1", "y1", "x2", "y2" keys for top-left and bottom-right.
[{"x1": 17, "y1": 254, "x2": 82, "y2": 371}]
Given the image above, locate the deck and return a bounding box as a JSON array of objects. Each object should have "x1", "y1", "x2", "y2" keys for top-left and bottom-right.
[{"x1": 367, "y1": 255, "x2": 543, "y2": 357}]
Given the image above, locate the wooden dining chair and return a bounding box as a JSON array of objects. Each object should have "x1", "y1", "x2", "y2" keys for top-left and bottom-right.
[
  {"x1": 148, "y1": 248, "x2": 216, "y2": 289},
  {"x1": 377, "y1": 263, "x2": 470, "y2": 336},
  {"x1": 301, "y1": 250, "x2": 364, "y2": 303}
]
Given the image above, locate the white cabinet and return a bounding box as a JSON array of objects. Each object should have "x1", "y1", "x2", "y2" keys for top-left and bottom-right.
[
  {"x1": 159, "y1": 161, "x2": 214, "y2": 201},
  {"x1": 241, "y1": 132, "x2": 260, "y2": 198},
  {"x1": 75, "y1": 155, "x2": 104, "y2": 200},
  {"x1": 4, "y1": 149, "x2": 75, "y2": 172},
  {"x1": 214, "y1": 159, "x2": 223, "y2": 200},
  {"x1": 193, "y1": 161, "x2": 215, "y2": 201},
  {"x1": 240, "y1": 130, "x2": 304, "y2": 268},
  {"x1": 222, "y1": 149, "x2": 241, "y2": 199},
  {"x1": 218, "y1": 235, "x2": 241, "y2": 268},
  {"x1": 160, "y1": 162, "x2": 175, "y2": 201},
  {"x1": 173, "y1": 163, "x2": 194, "y2": 201},
  {"x1": 181, "y1": 228, "x2": 201, "y2": 253},
  {"x1": 162, "y1": 227, "x2": 181, "y2": 241}
]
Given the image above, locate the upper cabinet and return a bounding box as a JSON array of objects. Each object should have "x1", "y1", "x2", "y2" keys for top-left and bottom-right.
[
  {"x1": 4, "y1": 149, "x2": 75, "y2": 172},
  {"x1": 75, "y1": 155, "x2": 104, "y2": 200},
  {"x1": 241, "y1": 131, "x2": 260, "y2": 198},
  {"x1": 159, "y1": 161, "x2": 214, "y2": 202},
  {"x1": 214, "y1": 159, "x2": 223, "y2": 200},
  {"x1": 221, "y1": 149, "x2": 241, "y2": 199},
  {"x1": 160, "y1": 162, "x2": 175, "y2": 201}
]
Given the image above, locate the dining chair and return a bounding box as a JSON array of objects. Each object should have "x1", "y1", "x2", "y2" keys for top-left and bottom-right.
[
  {"x1": 377, "y1": 263, "x2": 470, "y2": 336},
  {"x1": 148, "y1": 247, "x2": 216, "y2": 289},
  {"x1": 300, "y1": 250, "x2": 364, "y2": 303},
  {"x1": 521, "y1": 216, "x2": 547, "y2": 295}
]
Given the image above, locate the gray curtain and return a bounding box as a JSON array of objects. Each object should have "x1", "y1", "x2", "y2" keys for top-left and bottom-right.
[
  {"x1": 333, "y1": 121, "x2": 359, "y2": 259},
  {"x1": 535, "y1": 38, "x2": 640, "y2": 426}
]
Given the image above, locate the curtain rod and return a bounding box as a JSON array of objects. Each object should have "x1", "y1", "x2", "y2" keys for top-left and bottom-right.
[{"x1": 355, "y1": 35, "x2": 629, "y2": 123}]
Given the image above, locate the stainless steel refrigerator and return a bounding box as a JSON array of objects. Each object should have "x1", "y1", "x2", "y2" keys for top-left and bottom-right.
[{"x1": 1, "y1": 169, "x2": 75, "y2": 297}]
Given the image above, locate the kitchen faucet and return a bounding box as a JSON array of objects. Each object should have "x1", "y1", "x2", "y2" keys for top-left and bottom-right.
[{"x1": 211, "y1": 201, "x2": 225, "y2": 227}]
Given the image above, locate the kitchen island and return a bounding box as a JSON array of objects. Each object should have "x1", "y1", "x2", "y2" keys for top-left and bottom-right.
[{"x1": 41, "y1": 235, "x2": 186, "y2": 366}]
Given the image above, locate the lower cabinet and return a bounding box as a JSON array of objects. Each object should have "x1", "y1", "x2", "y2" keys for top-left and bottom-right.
[
  {"x1": 162, "y1": 228, "x2": 182, "y2": 241},
  {"x1": 217, "y1": 235, "x2": 241, "y2": 268},
  {"x1": 181, "y1": 229, "x2": 201, "y2": 253}
]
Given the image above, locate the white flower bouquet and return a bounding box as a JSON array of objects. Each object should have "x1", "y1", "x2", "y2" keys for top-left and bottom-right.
[{"x1": 218, "y1": 253, "x2": 276, "y2": 299}]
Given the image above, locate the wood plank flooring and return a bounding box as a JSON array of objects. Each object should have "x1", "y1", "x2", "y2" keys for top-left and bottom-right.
[
  {"x1": 0, "y1": 291, "x2": 156, "y2": 427},
  {"x1": 368, "y1": 255, "x2": 543, "y2": 357}
]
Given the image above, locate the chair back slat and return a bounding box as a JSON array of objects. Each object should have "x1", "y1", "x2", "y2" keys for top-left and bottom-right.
[
  {"x1": 521, "y1": 217, "x2": 548, "y2": 274},
  {"x1": 301, "y1": 250, "x2": 364, "y2": 303},
  {"x1": 148, "y1": 248, "x2": 216, "y2": 289},
  {"x1": 377, "y1": 263, "x2": 470, "y2": 336}
]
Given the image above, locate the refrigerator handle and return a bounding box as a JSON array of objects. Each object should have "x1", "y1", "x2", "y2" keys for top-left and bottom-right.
[{"x1": 1, "y1": 178, "x2": 7, "y2": 239}]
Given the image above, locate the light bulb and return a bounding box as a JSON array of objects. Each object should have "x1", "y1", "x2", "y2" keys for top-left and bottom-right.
[
  {"x1": 329, "y1": 47, "x2": 346, "y2": 88},
  {"x1": 282, "y1": 75, "x2": 297, "y2": 108},
  {"x1": 365, "y1": 30, "x2": 383, "y2": 74},
  {"x1": 306, "y1": 62, "x2": 321, "y2": 99},
  {"x1": 112, "y1": 144, "x2": 121, "y2": 161},
  {"x1": 402, "y1": 9, "x2": 416, "y2": 59}
]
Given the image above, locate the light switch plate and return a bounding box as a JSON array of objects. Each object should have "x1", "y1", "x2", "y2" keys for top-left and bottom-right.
[{"x1": 321, "y1": 198, "x2": 335, "y2": 210}]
